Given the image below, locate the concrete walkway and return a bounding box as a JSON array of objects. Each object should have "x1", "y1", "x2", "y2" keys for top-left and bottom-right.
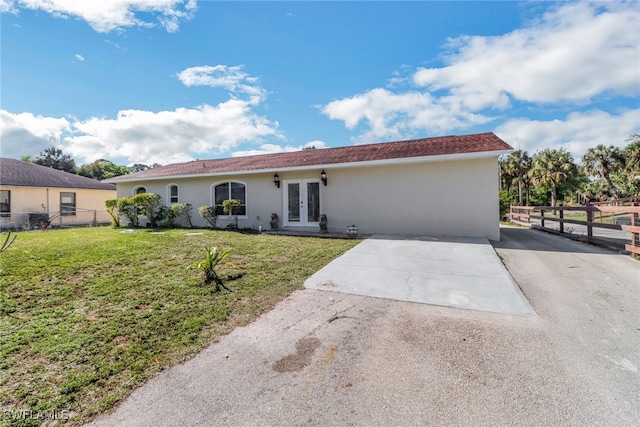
[{"x1": 305, "y1": 234, "x2": 533, "y2": 316}]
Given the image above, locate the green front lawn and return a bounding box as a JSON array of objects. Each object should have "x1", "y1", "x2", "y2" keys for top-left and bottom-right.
[{"x1": 0, "y1": 227, "x2": 358, "y2": 426}]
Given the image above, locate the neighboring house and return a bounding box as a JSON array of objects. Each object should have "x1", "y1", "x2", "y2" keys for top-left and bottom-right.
[
  {"x1": 0, "y1": 158, "x2": 116, "y2": 229},
  {"x1": 106, "y1": 132, "x2": 512, "y2": 240}
]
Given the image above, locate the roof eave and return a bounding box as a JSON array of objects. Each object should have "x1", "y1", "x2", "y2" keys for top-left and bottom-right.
[{"x1": 104, "y1": 148, "x2": 511, "y2": 184}]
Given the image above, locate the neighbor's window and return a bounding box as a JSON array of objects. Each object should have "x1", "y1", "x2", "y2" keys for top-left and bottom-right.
[
  {"x1": 214, "y1": 182, "x2": 246, "y2": 216},
  {"x1": 169, "y1": 185, "x2": 179, "y2": 203},
  {"x1": 135, "y1": 187, "x2": 147, "y2": 194},
  {"x1": 60, "y1": 192, "x2": 76, "y2": 216},
  {"x1": 0, "y1": 190, "x2": 10, "y2": 218}
]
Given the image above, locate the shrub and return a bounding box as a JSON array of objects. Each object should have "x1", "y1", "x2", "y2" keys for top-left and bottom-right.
[
  {"x1": 117, "y1": 197, "x2": 138, "y2": 227},
  {"x1": 172, "y1": 203, "x2": 194, "y2": 228},
  {"x1": 132, "y1": 193, "x2": 162, "y2": 228},
  {"x1": 499, "y1": 190, "x2": 512, "y2": 220},
  {"x1": 155, "y1": 205, "x2": 177, "y2": 228},
  {"x1": 105, "y1": 199, "x2": 120, "y2": 227},
  {"x1": 198, "y1": 205, "x2": 220, "y2": 229},
  {"x1": 222, "y1": 199, "x2": 243, "y2": 229}
]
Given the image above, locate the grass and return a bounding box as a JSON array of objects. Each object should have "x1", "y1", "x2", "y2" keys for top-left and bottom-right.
[{"x1": 0, "y1": 227, "x2": 358, "y2": 426}]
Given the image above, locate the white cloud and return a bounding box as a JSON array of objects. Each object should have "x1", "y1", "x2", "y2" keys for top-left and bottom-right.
[
  {"x1": 232, "y1": 140, "x2": 326, "y2": 157},
  {"x1": 322, "y1": 88, "x2": 493, "y2": 144},
  {"x1": 176, "y1": 65, "x2": 266, "y2": 103},
  {"x1": 321, "y1": 2, "x2": 639, "y2": 144},
  {"x1": 0, "y1": 0, "x2": 16, "y2": 13},
  {"x1": 1, "y1": 100, "x2": 283, "y2": 165},
  {"x1": 495, "y1": 109, "x2": 640, "y2": 161},
  {"x1": 63, "y1": 101, "x2": 282, "y2": 165},
  {"x1": 0, "y1": 110, "x2": 70, "y2": 158},
  {"x1": 413, "y1": 2, "x2": 639, "y2": 108},
  {"x1": 75, "y1": 54, "x2": 85, "y2": 61},
  {"x1": 2, "y1": 0, "x2": 197, "y2": 33}
]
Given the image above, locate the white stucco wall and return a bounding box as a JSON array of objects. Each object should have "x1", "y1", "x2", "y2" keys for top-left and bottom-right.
[
  {"x1": 320, "y1": 157, "x2": 500, "y2": 240},
  {"x1": 114, "y1": 156, "x2": 500, "y2": 240}
]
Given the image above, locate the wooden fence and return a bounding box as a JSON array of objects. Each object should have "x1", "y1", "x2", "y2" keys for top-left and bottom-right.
[{"x1": 510, "y1": 203, "x2": 640, "y2": 256}]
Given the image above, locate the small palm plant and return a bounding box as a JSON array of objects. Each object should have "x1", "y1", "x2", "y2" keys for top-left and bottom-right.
[{"x1": 191, "y1": 246, "x2": 232, "y2": 292}]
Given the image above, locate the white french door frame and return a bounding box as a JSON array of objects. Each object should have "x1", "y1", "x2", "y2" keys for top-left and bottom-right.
[{"x1": 283, "y1": 179, "x2": 322, "y2": 227}]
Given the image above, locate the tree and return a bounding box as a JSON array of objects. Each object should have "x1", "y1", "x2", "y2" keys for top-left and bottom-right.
[
  {"x1": 34, "y1": 147, "x2": 76, "y2": 173},
  {"x1": 503, "y1": 150, "x2": 532, "y2": 205},
  {"x1": 77, "y1": 159, "x2": 129, "y2": 180},
  {"x1": 529, "y1": 148, "x2": 578, "y2": 208},
  {"x1": 581, "y1": 145, "x2": 624, "y2": 199},
  {"x1": 129, "y1": 163, "x2": 162, "y2": 173},
  {"x1": 623, "y1": 135, "x2": 640, "y2": 182}
]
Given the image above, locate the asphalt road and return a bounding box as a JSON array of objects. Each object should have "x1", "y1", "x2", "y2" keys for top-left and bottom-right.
[{"x1": 88, "y1": 227, "x2": 639, "y2": 427}]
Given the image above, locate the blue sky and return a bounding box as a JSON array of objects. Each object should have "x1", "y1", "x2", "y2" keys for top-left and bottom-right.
[{"x1": 1, "y1": 1, "x2": 638, "y2": 166}]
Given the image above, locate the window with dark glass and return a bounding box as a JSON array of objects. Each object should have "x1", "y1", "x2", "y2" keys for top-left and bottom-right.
[
  {"x1": 135, "y1": 187, "x2": 147, "y2": 194},
  {"x1": 214, "y1": 182, "x2": 246, "y2": 216},
  {"x1": 0, "y1": 190, "x2": 10, "y2": 218},
  {"x1": 60, "y1": 192, "x2": 76, "y2": 216},
  {"x1": 169, "y1": 185, "x2": 179, "y2": 203}
]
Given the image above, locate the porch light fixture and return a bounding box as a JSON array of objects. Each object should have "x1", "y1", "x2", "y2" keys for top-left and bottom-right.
[
  {"x1": 273, "y1": 173, "x2": 280, "y2": 188},
  {"x1": 320, "y1": 169, "x2": 327, "y2": 186}
]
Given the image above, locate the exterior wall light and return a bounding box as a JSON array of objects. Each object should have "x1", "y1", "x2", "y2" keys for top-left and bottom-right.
[
  {"x1": 273, "y1": 173, "x2": 280, "y2": 188},
  {"x1": 320, "y1": 169, "x2": 327, "y2": 186}
]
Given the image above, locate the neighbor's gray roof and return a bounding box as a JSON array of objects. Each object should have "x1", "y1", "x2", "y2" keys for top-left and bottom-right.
[
  {"x1": 0, "y1": 158, "x2": 116, "y2": 190},
  {"x1": 106, "y1": 132, "x2": 512, "y2": 183}
]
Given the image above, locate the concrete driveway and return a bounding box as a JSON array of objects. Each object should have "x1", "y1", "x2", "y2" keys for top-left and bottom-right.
[
  {"x1": 88, "y1": 227, "x2": 639, "y2": 426},
  {"x1": 304, "y1": 234, "x2": 533, "y2": 316}
]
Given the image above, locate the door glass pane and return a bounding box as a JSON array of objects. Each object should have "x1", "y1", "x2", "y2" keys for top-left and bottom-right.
[
  {"x1": 307, "y1": 182, "x2": 320, "y2": 223},
  {"x1": 288, "y1": 183, "x2": 300, "y2": 222}
]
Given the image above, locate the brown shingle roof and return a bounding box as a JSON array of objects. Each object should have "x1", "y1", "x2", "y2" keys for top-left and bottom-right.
[
  {"x1": 106, "y1": 132, "x2": 512, "y2": 183},
  {"x1": 0, "y1": 158, "x2": 116, "y2": 190}
]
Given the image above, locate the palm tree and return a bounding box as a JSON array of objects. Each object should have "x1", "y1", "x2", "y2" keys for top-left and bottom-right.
[
  {"x1": 623, "y1": 135, "x2": 640, "y2": 181},
  {"x1": 503, "y1": 150, "x2": 532, "y2": 205},
  {"x1": 529, "y1": 148, "x2": 578, "y2": 208},
  {"x1": 582, "y1": 144, "x2": 624, "y2": 199}
]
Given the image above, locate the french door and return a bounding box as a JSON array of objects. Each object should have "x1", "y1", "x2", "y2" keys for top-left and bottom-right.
[{"x1": 284, "y1": 179, "x2": 321, "y2": 227}]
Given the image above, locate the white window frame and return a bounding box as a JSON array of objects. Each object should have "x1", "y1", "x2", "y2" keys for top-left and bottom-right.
[
  {"x1": 133, "y1": 186, "x2": 147, "y2": 195},
  {"x1": 60, "y1": 192, "x2": 76, "y2": 216},
  {"x1": 167, "y1": 184, "x2": 179, "y2": 204}
]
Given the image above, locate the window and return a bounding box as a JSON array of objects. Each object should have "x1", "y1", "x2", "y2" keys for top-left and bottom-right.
[
  {"x1": 214, "y1": 182, "x2": 246, "y2": 216},
  {"x1": 0, "y1": 190, "x2": 10, "y2": 218},
  {"x1": 135, "y1": 187, "x2": 147, "y2": 195},
  {"x1": 60, "y1": 192, "x2": 76, "y2": 216},
  {"x1": 168, "y1": 185, "x2": 179, "y2": 203}
]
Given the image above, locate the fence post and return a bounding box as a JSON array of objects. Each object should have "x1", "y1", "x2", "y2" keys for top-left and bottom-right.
[
  {"x1": 632, "y1": 203, "x2": 639, "y2": 252},
  {"x1": 540, "y1": 208, "x2": 545, "y2": 228},
  {"x1": 586, "y1": 208, "x2": 593, "y2": 238},
  {"x1": 559, "y1": 209, "x2": 564, "y2": 233}
]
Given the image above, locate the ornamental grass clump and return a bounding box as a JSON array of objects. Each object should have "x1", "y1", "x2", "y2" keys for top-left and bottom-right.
[{"x1": 191, "y1": 246, "x2": 232, "y2": 292}]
